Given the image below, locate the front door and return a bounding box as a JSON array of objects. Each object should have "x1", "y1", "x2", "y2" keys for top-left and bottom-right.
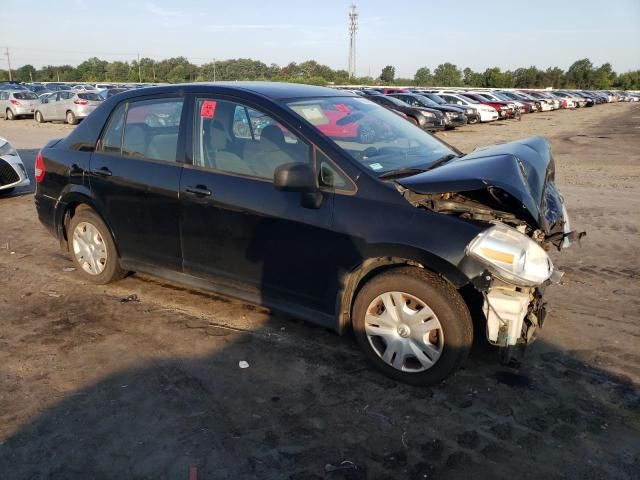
[
  {"x1": 179, "y1": 96, "x2": 336, "y2": 312},
  {"x1": 89, "y1": 96, "x2": 186, "y2": 270}
]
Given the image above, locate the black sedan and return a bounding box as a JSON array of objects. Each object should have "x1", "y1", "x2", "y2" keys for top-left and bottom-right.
[
  {"x1": 361, "y1": 92, "x2": 447, "y2": 132},
  {"x1": 413, "y1": 91, "x2": 480, "y2": 124},
  {"x1": 34, "y1": 82, "x2": 575, "y2": 385},
  {"x1": 389, "y1": 93, "x2": 468, "y2": 128}
]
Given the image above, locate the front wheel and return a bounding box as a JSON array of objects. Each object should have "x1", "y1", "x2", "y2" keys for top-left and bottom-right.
[
  {"x1": 35, "y1": 111, "x2": 44, "y2": 123},
  {"x1": 67, "y1": 207, "x2": 126, "y2": 284},
  {"x1": 352, "y1": 267, "x2": 473, "y2": 386}
]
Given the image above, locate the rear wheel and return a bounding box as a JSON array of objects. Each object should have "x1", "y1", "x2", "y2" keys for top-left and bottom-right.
[
  {"x1": 67, "y1": 208, "x2": 126, "y2": 284},
  {"x1": 66, "y1": 110, "x2": 78, "y2": 125},
  {"x1": 35, "y1": 111, "x2": 44, "y2": 123},
  {"x1": 352, "y1": 267, "x2": 473, "y2": 386},
  {"x1": 6, "y1": 109, "x2": 15, "y2": 120}
]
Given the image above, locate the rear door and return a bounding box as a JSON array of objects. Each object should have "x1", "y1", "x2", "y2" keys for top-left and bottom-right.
[
  {"x1": 57, "y1": 91, "x2": 75, "y2": 120},
  {"x1": 89, "y1": 95, "x2": 186, "y2": 270}
]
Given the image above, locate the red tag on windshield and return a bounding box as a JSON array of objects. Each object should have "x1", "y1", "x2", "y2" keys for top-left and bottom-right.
[{"x1": 200, "y1": 100, "x2": 217, "y2": 118}]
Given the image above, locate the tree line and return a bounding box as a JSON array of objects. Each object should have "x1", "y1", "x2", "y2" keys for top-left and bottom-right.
[{"x1": 1, "y1": 56, "x2": 638, "y2": 90}]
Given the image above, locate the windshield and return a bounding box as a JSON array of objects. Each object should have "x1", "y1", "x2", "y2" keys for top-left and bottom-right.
[
  {"x1": 409, "y1": 94, "x2": 439, "y2": 107},
  {"x1": 424, "y1": 93, "x2": 446, "y2": 104},
  {"x1": 14, "y1": 92, "x2": 38, "y2": 100},
  {"x1": 286, "y1": 96, "x2": 455, "y2": 175}
]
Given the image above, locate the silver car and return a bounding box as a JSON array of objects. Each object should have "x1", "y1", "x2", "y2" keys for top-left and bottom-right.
[
  {"x1": 35, "y1": 91, "x2": 103, "y2": 125},
  {"x1": 0, "y1": 136, "x2": 30, "y2": 194},
  {"x1": 0, "y1": 90, "x2": 40, "y2": 120}
]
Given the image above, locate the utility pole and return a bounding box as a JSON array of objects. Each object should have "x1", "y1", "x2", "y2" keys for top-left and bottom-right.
[
  {"x1": 137, "y1": 53, "x2": 142, "y2": 83},
  {"x1": 4, "y1": 47, "x2": 13, "y2": 81},
  {"x1": 347, "y1": 4, "x2": 358, "y2": 79},
  {"x1": 212, "y1": 58, "x2": 216, "y2": 82}
]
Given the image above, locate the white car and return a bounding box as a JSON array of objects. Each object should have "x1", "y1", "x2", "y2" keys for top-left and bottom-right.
[
  {"x1": 0, "y1": 136, "x2": 30, "y2": 194},
  {"x1": 436, "y1": 93, "x2": 499, "y2": 122}
]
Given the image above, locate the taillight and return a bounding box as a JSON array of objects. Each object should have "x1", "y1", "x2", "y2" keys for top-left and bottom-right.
[
  {"x1": 74, "y1": 99, "x2": 89, "y2": 105},
  {"x1": 10, "y1": 99, "x2": 20, "y2": 105},
  {"x1": 35, "y1": 151, "x2": 45, "y2": 183}
]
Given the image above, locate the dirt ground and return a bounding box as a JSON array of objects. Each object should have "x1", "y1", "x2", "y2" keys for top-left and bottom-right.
[{"x1": 0, "y1": 104, "x2": 639, "y2": 480}]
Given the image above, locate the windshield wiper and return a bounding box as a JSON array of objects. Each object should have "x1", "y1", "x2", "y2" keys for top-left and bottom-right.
[
  {"x1": 378, "y1": 167, "x2": 427, "y2": 180},
  {"x1": 424, "y1": 153, "x2": 459, "y2": 171}
]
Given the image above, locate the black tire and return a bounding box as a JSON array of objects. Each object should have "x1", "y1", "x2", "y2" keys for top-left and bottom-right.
[
  {"x1": 67, "y1": 207, "x2": 126, "y2": 285},
  {"x1": 35, "y1": 111, "x2": 44, "y2": 123},
  {"x1": 6, "y1": 109, "x2": 15, "y2": 121},
  {"x1": 352, "y1": 266, "x2": 473, "y2": 386},
  {"x1": 66, "y1": 110, "x2": 78, "y2": 125}
]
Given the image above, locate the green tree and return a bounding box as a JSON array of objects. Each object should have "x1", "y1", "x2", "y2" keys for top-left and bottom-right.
[
  {"x1": 414, "y1": 67, "x2": 433, "y2": 86},
  {"x1": 76, "y1": 57, "x2": 108, "y2": 82},
  {"x1": 542, "y1": 67, "x2": 565, "y2": 88},
  {"x1": 433, "y1": 63, "x2": 462, "y2": 86},
  {"x1": 592, "y1": 63, "x2": 615, "y2": 90},
  {"x1": 105, "y1": 61, "x2": 130, "y2": 82},
  {"x1": 14, "y1": 64, "x2": 36, "y2": 82},
  {"x1": 566, "y1": 58, "x2": 594, "y2": 89},
  {"x1": 462, "y1": 67, "x2": 483, "y2": 87},
  {"x1": 380, "y1": 65, "x2": 395, "y2": 83},
  {"x1": 482, "y1": 67, "x2": 512, "y2": 88}
]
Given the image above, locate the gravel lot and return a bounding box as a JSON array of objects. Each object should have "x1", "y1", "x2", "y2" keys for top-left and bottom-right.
[{"x1": 1, "y1": 104, "x2": 639, "y2": 479}]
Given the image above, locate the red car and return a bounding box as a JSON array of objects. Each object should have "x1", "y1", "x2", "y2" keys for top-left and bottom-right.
[{"x1": 459, "y1": 93, "x2": 514, "y2": 119}]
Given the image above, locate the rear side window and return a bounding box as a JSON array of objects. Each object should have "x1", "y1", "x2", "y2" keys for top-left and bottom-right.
[
  {"x1": 14, "y1": 92, "x2": 38, "y2": 100},
  {"x1": 121, "y1": 98, "x2": 183, "y2": 162},
  {"x1": 78, "y1": 93, "x2": 102, "y2": 101}
]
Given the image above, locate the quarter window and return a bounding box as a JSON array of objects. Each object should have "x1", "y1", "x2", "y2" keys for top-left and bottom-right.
[
  {"x1": 193, "y1": 98, "x2": 311, "y2": 180},
  {"x1": 100, "y1": 103, "x2": 126, "y2": 153}
]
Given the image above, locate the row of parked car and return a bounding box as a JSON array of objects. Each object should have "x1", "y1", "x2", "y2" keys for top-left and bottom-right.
[
  {"x1": 333, "y1": 86, "x2": 639, "y2": 134},
  {"x1": 0, "y1": 81, "x2": 162, "y2": 124},
  {"x1": 0, "y1": 80, "x2": 638, "y2": 131}
]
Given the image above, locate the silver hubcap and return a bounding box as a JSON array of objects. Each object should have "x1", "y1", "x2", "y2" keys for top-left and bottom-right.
[
  {"x1": 72, "y1": 222, "x2": 108, "y2": 275},
  {"x1": 365, "y1": 291, "x2": 444, "y2": 372}
]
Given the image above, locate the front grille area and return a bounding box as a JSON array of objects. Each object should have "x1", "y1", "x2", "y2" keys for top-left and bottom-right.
[{"x1": 0, "y1": 159, "x2": 20, "y2": 186}]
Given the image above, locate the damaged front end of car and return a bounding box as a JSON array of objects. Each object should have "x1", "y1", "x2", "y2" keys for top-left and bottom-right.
[{"x1": 396, "y1": 136, "x2": 584, "y2": 363}]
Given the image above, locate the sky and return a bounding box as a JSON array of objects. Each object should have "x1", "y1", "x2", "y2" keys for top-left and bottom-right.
[{"x1": 2, "y1": 0, "x2": 639, "y2": 77}]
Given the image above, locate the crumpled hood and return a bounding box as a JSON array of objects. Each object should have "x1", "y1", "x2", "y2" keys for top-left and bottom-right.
[{"x1": 397, "y1": 136, "x2": 565, "y2": 234}]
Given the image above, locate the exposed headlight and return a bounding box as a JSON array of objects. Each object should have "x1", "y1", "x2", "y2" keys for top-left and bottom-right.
[
  {"x1": 421, "y1": 111, "x2": 435, "y2": 118},
  {"x1": 0, "y1": 141, "x2": 17, "y2": 157},
  {"x1": 466, "y1": 223, "x2": 553, "y2": 286},
  {"x1": 466, "y1": 108, "x2": 474, "y2": 114}
]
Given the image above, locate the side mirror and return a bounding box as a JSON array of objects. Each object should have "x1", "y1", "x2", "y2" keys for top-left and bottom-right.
[
  {"x1": 274, "y1": 162, "x2": 317, "y2": 192},
  {"x1": 274, "y1": 162, "x2": 323, "y2": 209}
]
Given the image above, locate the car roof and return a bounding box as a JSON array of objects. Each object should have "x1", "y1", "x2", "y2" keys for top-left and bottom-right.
[{"x1": 113, "y1": 82, "x2": 356, "y2": 101}]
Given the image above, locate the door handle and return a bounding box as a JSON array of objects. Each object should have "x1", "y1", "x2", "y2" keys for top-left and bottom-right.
[
  {"x1": 92, "y1": 167, "x2": 112, "y2": 177},
  {"x1": 185, "y1": 185, "x2": 212, "y2": 197}
]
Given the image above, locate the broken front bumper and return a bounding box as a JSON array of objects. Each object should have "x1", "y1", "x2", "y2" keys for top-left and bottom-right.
[{"x1": 483, "y1": 280, "x2": 548, "y2": 348}]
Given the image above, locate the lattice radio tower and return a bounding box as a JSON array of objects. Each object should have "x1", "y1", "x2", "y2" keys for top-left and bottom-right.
[{"x1": 348, "y1": 4, "x2": 358, "y2": 79}]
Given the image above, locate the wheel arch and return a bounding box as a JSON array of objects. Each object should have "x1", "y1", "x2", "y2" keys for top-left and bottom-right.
[
  {"x1": 54, "y1": 189, "x2": 120, "y2": 255},
  {"x1": 335, "y1": 248, "x2": 471, "y2": 334}
]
